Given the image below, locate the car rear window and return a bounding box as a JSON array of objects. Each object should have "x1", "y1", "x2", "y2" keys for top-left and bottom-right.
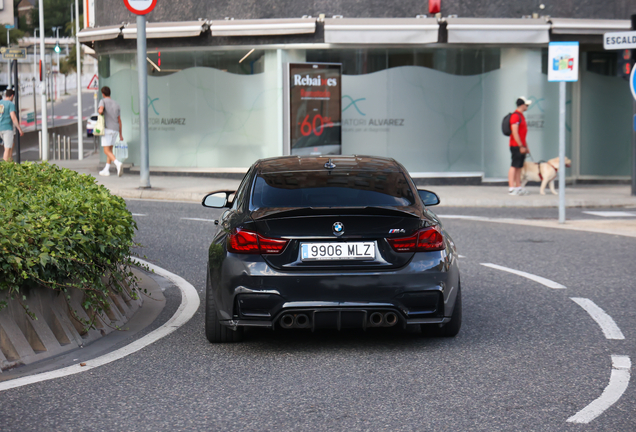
[{"x1": 251, "y1": 171, "x2": 415, "y2": 208}]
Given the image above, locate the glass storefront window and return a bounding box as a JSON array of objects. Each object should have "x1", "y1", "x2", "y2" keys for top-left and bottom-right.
[
  {"x1": 306, "y1": 48, "x2": 500, "y2": 76},
  {"x1": 586, "y1": 51, "x2": 618, "y2": 76},
  {"x1": 145, "y1": 49, "x2": 265, "y2": 76}
]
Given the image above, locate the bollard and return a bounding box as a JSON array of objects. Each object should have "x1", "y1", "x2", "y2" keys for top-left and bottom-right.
[
  {"x1": 38, "y1": 131, "x2": 42, "y2": 160},
  {"x1": 67, "y1": 137, "x2": 71, "y2": 160},
  {"x1": 57, "y1": 135, "x2": 61, "y2": 160}
]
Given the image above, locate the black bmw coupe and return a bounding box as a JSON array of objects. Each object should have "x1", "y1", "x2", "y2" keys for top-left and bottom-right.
[{"x1": 202, "y1": 156, "x2": 461, "y2": 342}]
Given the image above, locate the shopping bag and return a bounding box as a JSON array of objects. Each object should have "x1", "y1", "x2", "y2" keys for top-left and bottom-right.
[
  {"x1": 114, "y1": 141, "x2": 128, "y2": 161},
  {"x1": 94, "y1": 114, "x2": 106, "y2": 136}
]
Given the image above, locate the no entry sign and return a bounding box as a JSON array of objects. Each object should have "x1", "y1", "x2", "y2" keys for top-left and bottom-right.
[{"x1": 123, "y1": 0, "x2": 157, "y2": 15}]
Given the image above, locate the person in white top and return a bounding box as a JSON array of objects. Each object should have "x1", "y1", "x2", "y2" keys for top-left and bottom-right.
[{"x1": 97, "y1": 86, "x2": 124, "y2": 177}]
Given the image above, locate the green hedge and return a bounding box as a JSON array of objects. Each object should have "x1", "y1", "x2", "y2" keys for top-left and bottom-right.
[{"x1": 0, "y1": 162, "x2": 141, "y2": 325}]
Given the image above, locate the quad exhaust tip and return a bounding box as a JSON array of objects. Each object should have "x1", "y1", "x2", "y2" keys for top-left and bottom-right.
[
  {"x1": 280, "y1": 314, "x2": 295, "y2": 329},
  {"x1": 384, "y1": 312, "x2": 398, "y2": 326},
  {"x1": 369, "y1": 312, "x2": 384, "y2": 327},
  {"x1": 295, "y1": 314, "x2": 310, "y2": 328}
]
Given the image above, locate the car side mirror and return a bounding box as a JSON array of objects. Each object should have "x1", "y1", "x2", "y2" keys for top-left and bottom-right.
[
  {"x1": 418, "y1": 189, "x2": 440, "y2": 206},
  {"x1": 202, "y1": 191, "x2": 235, "y2": 208}
]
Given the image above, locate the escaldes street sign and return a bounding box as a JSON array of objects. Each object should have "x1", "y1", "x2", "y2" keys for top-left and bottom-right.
[{"x1": 603, "y1": 31, "x2": 636, "y2": 50}]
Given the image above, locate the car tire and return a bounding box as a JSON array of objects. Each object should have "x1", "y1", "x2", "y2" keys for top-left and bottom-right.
[
  {"x1": 205, "y1": 275, "x2": 244, "y2": 343},
  {"x1": 421, "y1": 283, "x2": 462, "y2": 338}
]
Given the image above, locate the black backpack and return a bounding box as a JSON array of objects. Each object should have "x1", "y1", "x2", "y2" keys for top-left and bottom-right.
[{"x1": 502, "y1": 113, "x2": 513, "y2": 136}]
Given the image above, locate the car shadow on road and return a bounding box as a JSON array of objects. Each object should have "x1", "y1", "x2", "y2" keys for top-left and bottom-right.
[{"x1": 211, "y1": 326, "x2": 462, "y2": 354}]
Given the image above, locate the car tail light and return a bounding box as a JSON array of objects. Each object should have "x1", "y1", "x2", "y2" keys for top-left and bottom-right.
[
  {"x1": 227, "y1": 228, "x2": 289, "y2": 254},
  {"x1": 387, "y1": 226, "x2": 445, "y2": 252}
]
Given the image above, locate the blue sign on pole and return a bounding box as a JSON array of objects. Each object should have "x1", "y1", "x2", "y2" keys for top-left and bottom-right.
[{"x1": 631, "y1": 64, "x2": 636, "y2": 101}]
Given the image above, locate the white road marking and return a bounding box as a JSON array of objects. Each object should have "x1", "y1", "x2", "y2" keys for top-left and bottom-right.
[
  {"x1": 0, "y1": 258, "x2": 200, "y2": 392},
  {"x1": 567, "y1": 355, "x2": 631, "y2": 424},
  {"x1": 582, "y1": 211, "x2": 636, "y2": 217},
  {"x1": 480, "y1": 263, "x2": 566, "y2": 289},
  {"x1": 458, "y1": 255, "x2": 466, "y2": 258},
  {"x1": 131, "y1": 213, "x2": 147, "y2": 216},
  {"x1": 180, "y1": 217, "x2": 216, "y2": 222},
  {"x1": 570, "y1": 298, "x2": 625, "y2": 340}
]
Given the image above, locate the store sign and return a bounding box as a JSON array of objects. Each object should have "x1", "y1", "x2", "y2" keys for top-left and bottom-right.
[
  {"x1": 603, "y1": 31, "x2": 636, "y2": 50},
  {"x1": 548, "y1": 42, "x2": 579, "y2": 82},
  {"x1": 123, "y1": 0, "x2": 157, "y2": 15},
  {"x1": 289, "y1": 63, "x2": 342, "y2": 156}
]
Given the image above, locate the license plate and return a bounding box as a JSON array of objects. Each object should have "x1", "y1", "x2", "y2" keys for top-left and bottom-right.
[{"x1": 301, "y1": 242, "x2": 375, "y2": 261}]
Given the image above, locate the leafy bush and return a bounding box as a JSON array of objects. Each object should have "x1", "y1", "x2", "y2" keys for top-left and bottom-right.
[{"x1": 0, "y1": 162, "x2": 141, "y2": 325}]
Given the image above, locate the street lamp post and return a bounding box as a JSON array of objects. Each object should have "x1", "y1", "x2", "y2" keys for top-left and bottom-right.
[
  {"x1": 38, "y1": 0, "x2": 48, "y2": 161},
  {"x1": 33, "y1": 28, "x2": 39, "y2": 133},
  {"x1": 75, "y1": 0, "x2": 83, "y2": 159},
  {"x1": 5, "y1": 25, "x2": 11, "y2": 87},
  {"x1": 52, "y1": 27, "x2": 61, "y2": 101}
]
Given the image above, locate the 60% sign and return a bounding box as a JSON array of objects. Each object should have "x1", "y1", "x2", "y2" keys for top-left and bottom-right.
[{"x1": 299, "y1": 114, "x2": 335, "y2": 136}]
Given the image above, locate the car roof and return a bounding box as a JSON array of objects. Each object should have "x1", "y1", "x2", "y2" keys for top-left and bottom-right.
[{"x1": 256, "y1": 155, "x2": 402, "y2": 174}]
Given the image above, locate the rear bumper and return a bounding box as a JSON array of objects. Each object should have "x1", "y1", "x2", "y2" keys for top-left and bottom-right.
[{"x1": 209, "y1": 250, "x2": 460, "y2": 328}]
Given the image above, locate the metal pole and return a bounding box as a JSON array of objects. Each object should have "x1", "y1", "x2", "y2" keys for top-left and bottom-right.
[
  {"x1": 558, "y1": 81, "x2": 566, "y2": 224},
  {"x1": 6, "y1": 28, "x2": 10, "y2": 88},
  {"x1": 75, "y1": 0, "x2": 83, "y2": 160},
  {"x1": 55, "y1": 28, "x2": 60, "y2": 101},
  {"x1": 51, "y1": 71, "x2": 55, "y2": 127},
  {"x1": 631, "y1": 14, "x2": 636, "y2": 196},
  {"x1": 13, "y1": 60, "x2": 20, "y2": 164},
  {"x1": 137, "y1": 15, "x2": 150, "y2": 188},
  {"x1": 38, "y1": 0, "x2": 48, "y2": 163},
  {"x1": 32, "y1": 77, "x2": 37, "y2": 132}
]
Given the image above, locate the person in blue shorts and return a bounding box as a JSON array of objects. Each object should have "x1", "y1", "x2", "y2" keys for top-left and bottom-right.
[{"x1": 0, "y1": 89, "x2": 24, "y2": 162}]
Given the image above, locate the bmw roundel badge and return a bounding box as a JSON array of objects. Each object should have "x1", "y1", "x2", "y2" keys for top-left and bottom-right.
[{"x1": 332, "y1": 222, "x2": 344, "y2": 236}]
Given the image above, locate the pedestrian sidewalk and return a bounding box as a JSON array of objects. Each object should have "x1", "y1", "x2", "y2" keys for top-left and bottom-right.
[
  {"x1": 52, "y1": 153, "x2": 636, "y2": 209},
  {"x1": 48, "y1": 154, "x2": 636, "y2": 238}
]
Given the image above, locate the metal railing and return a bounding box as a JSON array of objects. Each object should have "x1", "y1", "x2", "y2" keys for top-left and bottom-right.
[{"x1": 39, "y1": 132, "x2": 72, "y2": 160}]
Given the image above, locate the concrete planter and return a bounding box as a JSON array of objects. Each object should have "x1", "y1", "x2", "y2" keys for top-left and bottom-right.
[{"x1": 0, "y1": 277, "x2": 142, "y2": 371}]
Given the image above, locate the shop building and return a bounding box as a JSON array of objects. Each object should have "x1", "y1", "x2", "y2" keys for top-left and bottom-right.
[{"x1": 79, "y1": 1, "x2": 634, "y2": 182}]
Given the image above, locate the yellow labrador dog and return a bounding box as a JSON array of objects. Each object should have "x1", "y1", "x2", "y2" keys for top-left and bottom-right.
[{"x1": 520, "y1": 157, "x2": 572, "y2": 195}]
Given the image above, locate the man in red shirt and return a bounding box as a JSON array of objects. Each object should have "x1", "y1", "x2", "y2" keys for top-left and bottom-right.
[{"x1": 508, "y1": 97, "x2": 531, "y2": 195}]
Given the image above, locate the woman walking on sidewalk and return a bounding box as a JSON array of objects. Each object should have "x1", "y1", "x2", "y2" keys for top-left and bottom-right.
[{"x1": 98, "y1": 86, "x2": 124, "y2": 176}]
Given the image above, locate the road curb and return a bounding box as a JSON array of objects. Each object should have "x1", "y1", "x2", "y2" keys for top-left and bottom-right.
[
  {"x1": 0, "y1": 258, "x2": 200, "y2": 392},
  {"x1": 0, "y1": 269, "x2": 146, "y2": 372}
]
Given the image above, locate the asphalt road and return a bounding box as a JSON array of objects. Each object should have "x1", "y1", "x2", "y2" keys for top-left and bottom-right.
[
  {"x1": 1, "y1": 201, "x2": 635, "y2": 431},
  {"x1": 21, "y1": 91, "x2": 95, "y2": 130}
]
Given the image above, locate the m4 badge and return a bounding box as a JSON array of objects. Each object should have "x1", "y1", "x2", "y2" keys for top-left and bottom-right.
[{"x1": 388, "y1": 229, "x2": 405, "y2": 234}]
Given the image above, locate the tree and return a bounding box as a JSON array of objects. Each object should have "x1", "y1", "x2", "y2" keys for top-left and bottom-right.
[
  {"x1": 30, "y1": 0, "x2": 83, "y2": 37},
  {"x1": 0, "y1": 30, "x2": 26, "y2": 46},
  {"x1": 59, "y1": 57, "x2": 72, "y2": 94},
  {"x1": 67, "y1": 44, "x2": 82, "y2": 72}
]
